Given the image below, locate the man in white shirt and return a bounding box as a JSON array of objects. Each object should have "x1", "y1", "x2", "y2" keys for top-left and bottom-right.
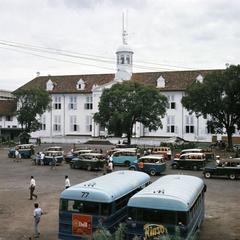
[
  {"x1": 65, "y1": 175, "x2": 71, "y2": 189},
  {"x1": 40, "y1": 152, "x2": 45, "y2": 166},
  {"x1": 29, "y1": 176, "x2": 37, "y2": 200},
  {"x1": 33, "y1": 202, "x2": 43, "y2": 238},
  {"x1": 107, "y1": 161, "x2": 113, "y2": 173}
]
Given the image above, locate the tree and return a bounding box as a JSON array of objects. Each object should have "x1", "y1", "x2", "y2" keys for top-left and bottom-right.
[
  {"x1": 94, "y1": 81, "x2": 168, "y2": 144},
  {"x1": 182, "y1": 65, "x2": 240, "y2": 148},
  {"x1": 14, "y1": 88, "x2": 51, "y2": 142}
]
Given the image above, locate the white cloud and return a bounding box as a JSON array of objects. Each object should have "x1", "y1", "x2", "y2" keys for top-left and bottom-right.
[{"x1": 0, "y1": 0, "x2": 240, "y2": 90}]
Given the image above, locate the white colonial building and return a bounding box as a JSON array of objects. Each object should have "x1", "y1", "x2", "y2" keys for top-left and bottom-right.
[
  {"x1": 16, "y1": 30, "x2": 240, "y2": 144},
  {"x1": 0, "y1": 90, "x2": 21, "y2": 141}
]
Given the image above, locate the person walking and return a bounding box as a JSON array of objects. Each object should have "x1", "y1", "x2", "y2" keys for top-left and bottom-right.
[
  {"x1": 65, "y1": 175, "x2": 71, "y2": 189},
  {"x1": 40, "y1": 152, "x2": 45, "y2": 166},
  {"x1": 33, "y1": 202, "x2": 44, "y2": 238},
  {"x1": 107, "y1": 160, "x2": 113, "y2": 173},
  {"x1": 50, "y1": 155, "x2": 57, "y2": 170},
  {"x1": 29, "y1": 176, "x2": 37, "y2": 200},
  {"x1": 14, "y1": 149, "x2": 19, "y2": 162}
]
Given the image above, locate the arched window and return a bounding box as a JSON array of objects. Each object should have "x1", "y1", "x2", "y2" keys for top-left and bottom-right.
[
  {"x1": 126, "y1": 55, "x2": 130, "y2": 64},
  {"x1": 121, "y1": 55, "x2": 125, "y2": 64}
]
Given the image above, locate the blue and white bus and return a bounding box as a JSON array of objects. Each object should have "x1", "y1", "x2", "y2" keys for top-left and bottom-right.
[
  {"x1": 126, "y1": 175, "x2": 206, "y2": 239},
  {"x1": 59, "y1": 170, "x2": 151, "y2": 240}
]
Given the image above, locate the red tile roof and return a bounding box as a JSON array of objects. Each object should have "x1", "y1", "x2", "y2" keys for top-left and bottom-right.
[
  {"x1": 15, "y1": 70, "x2": 219, "y2": 93},
  {"x1": 0, "y1": 100, "x2": 17, "y2": 116}
]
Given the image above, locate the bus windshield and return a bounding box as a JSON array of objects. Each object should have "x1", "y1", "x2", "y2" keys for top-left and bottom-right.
[
  {"x1": 128, "y1": 207, "x2": 188, "y2": 225},
  {"x1": 60, "y1": 199, "x2": 112, "y2": 216}
]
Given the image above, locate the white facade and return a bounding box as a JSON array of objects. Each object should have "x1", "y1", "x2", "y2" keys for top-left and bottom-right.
[
  {"x1": 0, "y1": 90, "x2": 19, "y2": 129},
  {"x1": 31, "y1": 77, "x2": 215, "y2": 143},
  {"x1": 0, "y1": 115, "x2": 19, "y2": 129}
]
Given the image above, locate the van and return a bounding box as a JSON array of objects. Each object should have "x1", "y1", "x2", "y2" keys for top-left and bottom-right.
[
  {"x1": 151, "y1": 147, "x2": 172, "y2": 160},
  {"x1": 8, "y1": 144, "x2": 35, "y2": 159},
  {"x1": 42, "y1": 150, "x2": 64, "y2": 165},
  {"x1": 203, "y1": 158, "x2": 240, "y2": 180},
  {"x1": 70, "y1": 153, "x2": 106, "y2": 171},
  {"x1": 171, "y1": 152, "x2": 206, "y2": 170},
  {"x1": 175, "y1": 148, "x2": 214, "y2": 161},
  {"x1": 129, "y1": 155, "x2": 166, "y2": 176},
  {"x1": 65, "y1": 149, "x2": 93, "y2": 163},
  {"x1": 111, "y1": 150, "x2": 138, "y2": 166}
]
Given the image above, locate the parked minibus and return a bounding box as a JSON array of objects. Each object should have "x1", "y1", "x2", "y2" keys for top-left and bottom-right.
[
  {"x1": 70, "y1": 153, "x2": 106, "y2": 171},
  {"x1": 126, "y1": 175, "x2": 206, "y2": 239},
  {"x1": 111, "y1": 150, "x2": 138, "y2": 166},
  {"x1": 129, "y1": 155, "x2": 166, "y2": 176},
  {"x1": 8, "y1": 144, "x2": 35, "y2": 158},
  {"x1": 203, "y1": 158, "x2": 240, "y2": 180},
  {"x1": 171, "y1": 152, "x2": 207, "y2": 170},
  {"x1": 65, "y1": 149, "x2": 93, "y2": 163},
  {"x1": 175, "y1": 148, "x2": 214, "y2": 161},
  {"x1": 58, "y1": 170, "x2": 151, "y2": 240},
  {"x1": 151, "y1": 147, "x2": 172, "y2": 160}
]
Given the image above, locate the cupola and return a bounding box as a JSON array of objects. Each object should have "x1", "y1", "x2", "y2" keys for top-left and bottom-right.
[{"x1": 115, "y1": 14, "x2": 133, "y2": 81}]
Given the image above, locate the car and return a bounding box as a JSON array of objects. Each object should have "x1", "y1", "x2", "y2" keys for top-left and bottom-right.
[
  {"x1": 64, "y1": 149, "x2": 93, "y2": 163},
  {"x1": 70, "y1": 153, "x2": 106, "y2": 171},
  {"x1": 129, "y1": 155, "x2": 166, "y2": 176},
  {"x1": 42, "y1": 150, "x2": 64, "y2": 165},
  {"x1": 8, "y1": 144, "x2": 35, "y2": 159},
  {"x1": 203, "y1": 158, "x2": 240, "y2": 180},
  {"x1": 171, "y1": 152, "x2": 207, "y2": 171}
]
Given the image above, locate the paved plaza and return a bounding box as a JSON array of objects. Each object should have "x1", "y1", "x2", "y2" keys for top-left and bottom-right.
[{"x1": 0, "y1": 146, "x2": 239, "y2": 240}]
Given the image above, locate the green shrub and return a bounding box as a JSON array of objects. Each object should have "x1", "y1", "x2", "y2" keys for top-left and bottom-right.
[{"x1": 92, "y1": 225, "x2": 197, "y2": 240}]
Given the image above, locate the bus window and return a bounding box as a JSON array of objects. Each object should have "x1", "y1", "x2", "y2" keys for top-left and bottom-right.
[
  {"x1": 129, "y1": 207, "x2": 176, "y2": 225},
  {"x1": 60, "y1": 199, "x2": 68, "y2": 211}
]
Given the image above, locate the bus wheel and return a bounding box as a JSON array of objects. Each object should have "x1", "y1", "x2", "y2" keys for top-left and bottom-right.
[
  {"x1": 204, "y1": 172, "x2": 211, "y2": 179},
  {"x1": 87, "y1": 165, "x2": 92, "y2": 171},
  {"x1": 193, "y1": 165, "x2": 198, "y2": 171},
  {"x1": 229, "y1": 174, "x2": 236, "y2": 180},
  {"x1": 125, "y1": 161, "x2": 130, "y2": 167},
  {"x1": 150, "y1": 169, "x2": 156, "y2": 176},
  {"x1": 172, "y1": 164, "x2": 178, "y2": 169}
]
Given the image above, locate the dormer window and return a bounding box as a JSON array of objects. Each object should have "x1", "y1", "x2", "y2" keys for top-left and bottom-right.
[
  {"x1": 46, "y1": 79, "x2": 54, "y2": 91},
  {"x1": 76, "y1": 79, "x2": 85, "y2": 90},
  {"x1": 156, "y1": 76, "x2": 165, "y2": 88},
  {"x1": 91, "y1": 84, "x2": 99, "y2": 91},
  {"x1": 196, "y1": 74, "x2": 203, "y2": 83}
]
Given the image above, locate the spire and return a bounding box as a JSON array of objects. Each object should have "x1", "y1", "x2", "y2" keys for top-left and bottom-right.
[{"x1": 122, "y1": 12, "x2": 128, "y2": 45}]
